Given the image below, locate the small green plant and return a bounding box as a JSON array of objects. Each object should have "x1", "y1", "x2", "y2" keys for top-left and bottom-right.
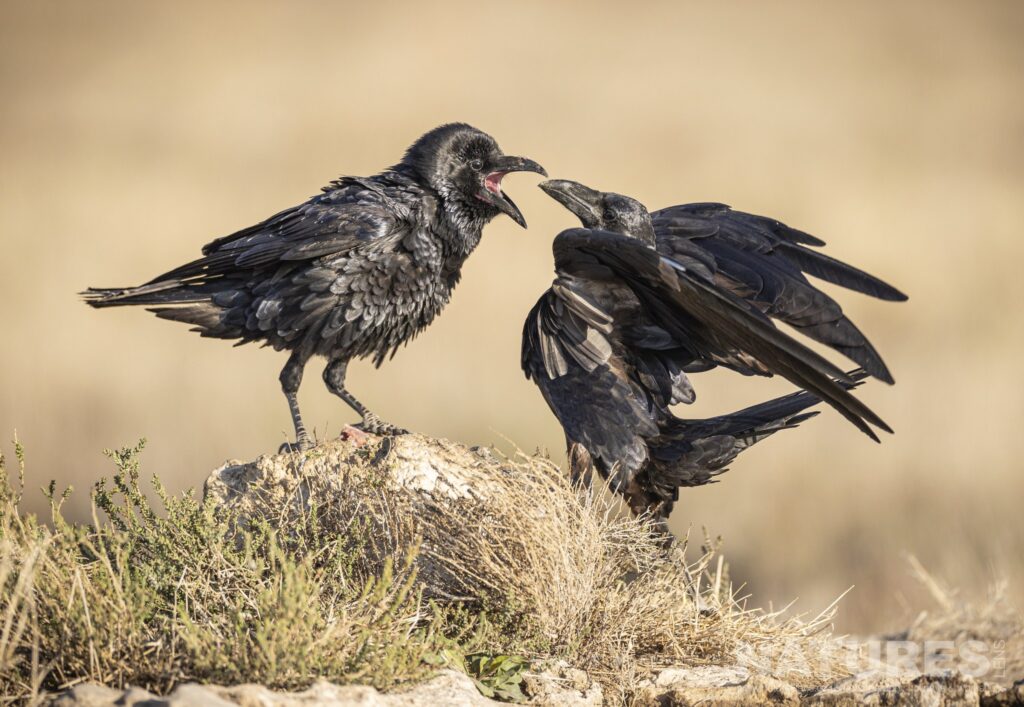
[{"x1": 463, "y1": 653, "x2": 529, "y2": 702}]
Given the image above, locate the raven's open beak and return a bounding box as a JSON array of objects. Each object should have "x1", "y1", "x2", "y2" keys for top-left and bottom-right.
[
  {"x1": 538, "y1": 179, "x2": 604, "y2": 227},
  {"x1": 480, "y1": 156, "x2": 546, "y2": 228}
]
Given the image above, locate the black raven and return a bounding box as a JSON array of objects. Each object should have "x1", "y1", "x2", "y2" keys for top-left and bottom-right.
[
  {"x1": 84, "y1": 124, "x2": 545, "y2": 448},
  {"x1": 523, "y1": 179, "x2": 903, "y2": 522}
]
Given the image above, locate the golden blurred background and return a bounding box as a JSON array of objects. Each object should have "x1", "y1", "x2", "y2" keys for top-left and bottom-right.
[{"x1": 2, "y1": 1, "x2": 1022, "y2": 634}]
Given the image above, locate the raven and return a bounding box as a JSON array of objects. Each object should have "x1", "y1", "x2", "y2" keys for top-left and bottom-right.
[
  {"x1": 523, "y1": 179, "x2": 903, "y2": 522},
  {"x1": 84, "y1": 124, "x2": 545, "y2": 448}
]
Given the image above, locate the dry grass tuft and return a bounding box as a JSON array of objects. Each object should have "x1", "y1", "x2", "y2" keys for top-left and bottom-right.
[{"x1": 407, "y1": 448, "x2": 847, "y2": 697}]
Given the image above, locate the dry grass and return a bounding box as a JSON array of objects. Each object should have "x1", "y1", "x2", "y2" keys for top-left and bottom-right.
[
  {"x1": 410, "y1": 449, "x2": 845, "y2": 695},
  {"x1": 0, "y1": 438, "x2": 856, "y2": 704}
]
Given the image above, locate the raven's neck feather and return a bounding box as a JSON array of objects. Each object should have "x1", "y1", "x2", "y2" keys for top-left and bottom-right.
[{"x1": 324, "y1": 166, "x2": 490, "y2": 264}]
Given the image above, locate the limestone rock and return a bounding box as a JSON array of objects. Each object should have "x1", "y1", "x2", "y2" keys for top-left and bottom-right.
[
  {"x1": 521, "y1": 661, "x2": 604, "y2": 706},
  {"x1": 804, "y1": 671, "x2": 982, "y2": 706},
  {"x1": 47, "y1": 671, "x2": 501, "y2": 707},
  {"x1": 980, "y1": 679, "x2": 1024, "y2": 706},
  {"x1": 203, "y1": 433, "x2": 500, "y2": 513},
  {"x1": 632, "y1": 665, "x2": 800, "y2": 706}
]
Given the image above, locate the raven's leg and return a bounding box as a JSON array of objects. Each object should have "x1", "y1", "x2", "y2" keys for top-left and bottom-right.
[
  {"x1": 622, "y1": 480, "x2": 675, "y2": 547},
  {"x1": 323, "y1": 358, "x2": 408, "y2": 436},
  {"x1": 279, "y1": 351, "x2": 312, "y2": 452},
  {"x1": 567, "y1": 439, "x2": 594, "y2": 488}
]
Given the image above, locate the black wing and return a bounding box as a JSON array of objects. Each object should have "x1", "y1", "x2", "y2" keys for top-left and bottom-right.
[
  {"x1": 523, "y1": 286, "x2": 659, "y2": 490},
  {"x1": 81, "y1": 180, "x2": 409, "y2": 331},
  {"x1": 148, "y1": 182, "x2": 406, "y2": 286},
  {"x1": 551, "y1": 228, "x2": 891, "y2": 442},
  {"x1": 653, "y1": 203, "x2": 906, "y2": 383}
]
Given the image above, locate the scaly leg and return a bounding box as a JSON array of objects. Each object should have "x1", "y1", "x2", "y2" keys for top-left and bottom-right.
[
  {"x1": 323, "y1": 358, "x2": 408, "y2": 436},
  {"x1": 279, "y1": 350, "x2": 312, "y2": 452}
]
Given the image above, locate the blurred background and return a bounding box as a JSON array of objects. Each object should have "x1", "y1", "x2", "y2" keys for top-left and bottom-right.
[{"x1": 2, "y1": 1, "x2": 1022, "y2": 634}]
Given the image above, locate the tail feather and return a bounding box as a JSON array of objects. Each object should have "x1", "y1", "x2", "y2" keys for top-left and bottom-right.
[
  {"x1": 729, "y1": 410, "x2": 819, "y2": 452},
  {"x1": 694, "y1": 367, "x2": 868, "y2": 439},
  {"x1": 82, "y1": 282, "x2": 243, "y2": 340},
  {"x1": 648, "y1": 370, "x2": 869, "y2": 488},
  {"x1": 81, "y1": 281, "x2": 203, "y2": 308},
  {"x1": 148, "y1": 304, "x2": 232, "y2": 337}
]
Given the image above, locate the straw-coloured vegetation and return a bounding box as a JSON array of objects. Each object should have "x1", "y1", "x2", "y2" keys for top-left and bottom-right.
[{"x1": 0, "y1": 434, "x2": 854, "y2": 704}]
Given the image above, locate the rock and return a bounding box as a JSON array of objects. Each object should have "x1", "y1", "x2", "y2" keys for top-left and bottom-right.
[
  {"x1": 46, "y1": 671, "x2": 502, "y2": 707},
  {"x1": 45, "y1": 669, "x2": 611, "y2": 706},
  {"x1": 653, "y1": 665, "x2": 752, "y2": 688},
  {"x1": 48, "y1": 684, "x2": 127, "y2": 707},
  {"x1": 203, "y1": 434, "x2": 499, "y2": 513},
  {"x1": 201, "y1": 432, "x2": 611, "y2": 609},
  {"x1": 42, "y1": 665, "x2": 1021, "y2": 706},
  {"x1": 980, "y1": 679, "x2": 1024, "y2": 706},
  {"x1": 804, "y1": 671, "x2": 982, "y2": 706},
  {"x1": 632, "y1": 665, "x2": 800, "y2": 706},
  {"x1": 164, "y1": 683, "x2": 240, "y2": 706},
  {"x1": 521, "y1": 661, "x2": 603, "y2": 706}
]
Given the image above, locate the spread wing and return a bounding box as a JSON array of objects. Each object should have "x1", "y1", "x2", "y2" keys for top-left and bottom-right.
[
  {"x1": 653, "y1": 203, "x2": 907, "y2": 383},
  {"x1": 551, "y1": 228, "x2": 891, "y2": 442}
]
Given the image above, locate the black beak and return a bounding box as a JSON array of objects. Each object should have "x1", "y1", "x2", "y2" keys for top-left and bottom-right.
[
  {"x1": 538, "y1": 179, "x2": 604, "y2": 227},
  {"x1": 480, "y1": 155, "x2": 547, "y2": 228}
]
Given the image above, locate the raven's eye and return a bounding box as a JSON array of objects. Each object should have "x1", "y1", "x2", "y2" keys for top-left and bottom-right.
[
  {"x1": 602, "y1": 209, "x2": 617, "y2": 222},
  {"x1": 469, "y1": 158, "x2": 483, "y2": 171}
]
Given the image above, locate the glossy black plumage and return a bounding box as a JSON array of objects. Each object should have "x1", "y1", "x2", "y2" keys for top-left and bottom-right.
[
  {"x1": 652, "y1": 202, "x2": 905, "y2": 383},
  {"x1": 629, "y1": 372, "x2": 867, "y2": 521},
  {"x1": 84, "y1": 123, "x2": 545, "y2": 447},
  {"x1": 524, "y1": 179, "x2": 903, "y2": 524}
]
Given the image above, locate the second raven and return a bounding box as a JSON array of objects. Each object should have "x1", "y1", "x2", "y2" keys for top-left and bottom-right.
[
  {"x1": 523, "y1": 179, "x2": 904, "y2": 522},
  {"x1": 85, "y1": 124, "x2": 545, "y2": 448}
]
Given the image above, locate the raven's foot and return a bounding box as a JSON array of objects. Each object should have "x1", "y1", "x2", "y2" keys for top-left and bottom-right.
[
  {"x1": 278, "y1": 436, "x2": 314, "y2": 454},
  {"x1": 355, "y1": 413, "x2": 408, "y2": 436}
]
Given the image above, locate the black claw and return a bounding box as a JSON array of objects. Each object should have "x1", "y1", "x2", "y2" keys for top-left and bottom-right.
[
  {"x1": 372, "y1": 436, "x2": 395, "y2": 464},
  {"x1": 278, "y1": 438, "x2": 313, "y2": 454}
]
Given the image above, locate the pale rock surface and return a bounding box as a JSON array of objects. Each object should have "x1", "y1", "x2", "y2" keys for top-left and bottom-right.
[
  {"x1": 203, "y1": 434, "x2": 500, "y2": 514},
  {"x1": 634, "y1": 665, "x2": 800, "y2": 706},
  {"x1": 51, "y1": 669, "x2": 1022, "y2": 705},
  {"x1": 49, "y1": 671, "x2": 496, "y2": 707}
]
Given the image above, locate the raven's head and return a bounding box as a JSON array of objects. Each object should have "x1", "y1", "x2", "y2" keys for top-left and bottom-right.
[
  {"x1": 540, "y1": 179, "x2": 656, "y2": 245},
  {"x1": 403, "y1": 123, "x2": 546, "y2": 228}
]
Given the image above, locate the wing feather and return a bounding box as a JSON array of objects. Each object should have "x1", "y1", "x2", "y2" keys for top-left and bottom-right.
[{"x1": 552, "y1": 228, "x2": 890, "y2": 441}]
